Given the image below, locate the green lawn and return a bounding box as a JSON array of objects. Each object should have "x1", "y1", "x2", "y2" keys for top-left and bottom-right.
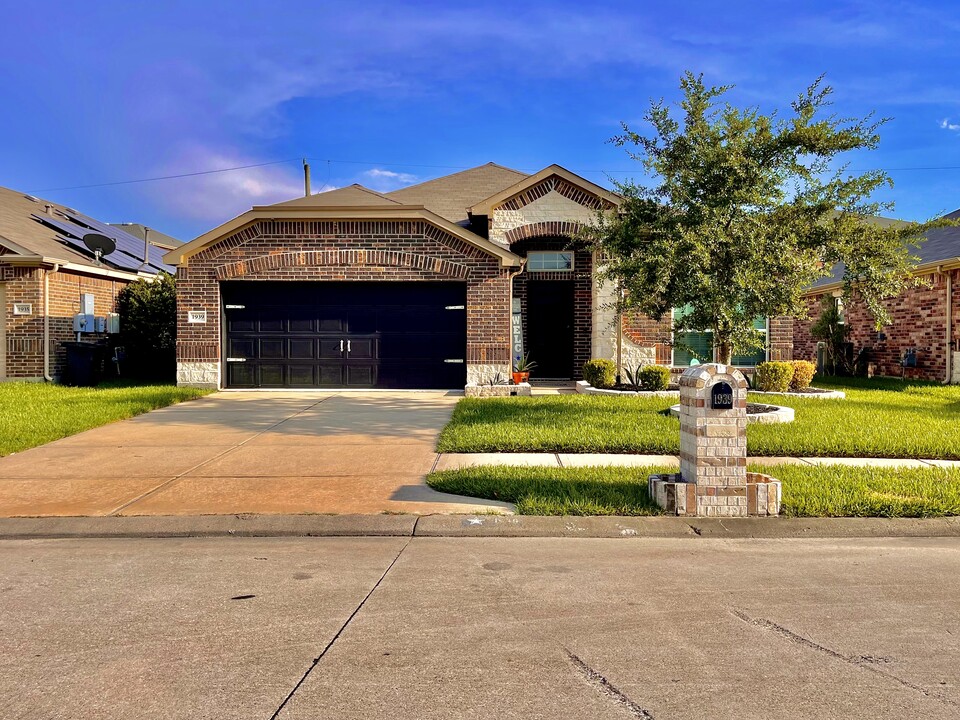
[
  {"x1": 427, "y1": 463, "x2": 960, "y2": 518},
  {"x1": 437, "y1": 376, "x2": 960, "y2": 459},
  {"x1": 0, "y1": 382, "x2": 213, "y2": 456}
]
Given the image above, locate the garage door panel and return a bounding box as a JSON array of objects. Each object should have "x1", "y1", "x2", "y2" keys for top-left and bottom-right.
[
  {"x1": 288, "y1": 339, "x2": 315, "y2": 360},
  {"x1": 260, "y1": 339, "x2": 285, "y2": 360},
  {"x1": 221, "y1": 281, "x2": 466, "y2": 389},
  {"x1": 288, "y1": 365, "x2": 316, "y2": 386}
]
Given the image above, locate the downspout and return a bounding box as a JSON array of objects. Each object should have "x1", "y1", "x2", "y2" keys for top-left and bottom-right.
[
  {"x1": 43, "y1": 263, "x2": 60, "y2": 382},
  {"x1": 945, "y1": 267, "x2": 954, "y2": 384},
  {"x1": 507, "y1": 259, "x2": 527, "y2": 372}
]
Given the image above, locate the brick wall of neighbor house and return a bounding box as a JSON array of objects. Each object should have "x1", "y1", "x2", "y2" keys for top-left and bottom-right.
[
  {"x1": 175, "y1": 220, "x2": 513, "y2": 387},
  {"x1": 47, "y1": 270, "x2": 123, "y2": 378},
  {"x1": 1, "y1": 265, "x2": 44, "y2": 378},
  {"x1": 794, "y1": 270, "x2": 959, "y2": 381},
  {"x1": 509, "y1": 236, "x2": 592, "y2": 379},
  {"x1": 768, "y1": 316, "x2": 794, "y2": 362},
  {"x1": 0, "y1": 265, "x2": 123, "y2": 379}
]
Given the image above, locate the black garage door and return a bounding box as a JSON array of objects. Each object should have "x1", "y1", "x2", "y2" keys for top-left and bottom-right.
[{"x1": 222, "y1": 281, "x2": 466, "y2": 389}]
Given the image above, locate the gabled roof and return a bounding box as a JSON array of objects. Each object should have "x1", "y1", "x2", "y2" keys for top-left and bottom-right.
[
  {"x1": 273, "y1": 184, "x2": 403, "y2": 208},
  {"x1": 163, "y1": 195, "x2": 521, "y2": 267},
  {"x1": 468, "y1": 164, "x2": 621, "y2": 216},
  {"x1": 0, "y1": 186, "x2": 174, "y2": 276},
  {"x1": 387, "y1": 163, "x2": 528, "y2": 225}
]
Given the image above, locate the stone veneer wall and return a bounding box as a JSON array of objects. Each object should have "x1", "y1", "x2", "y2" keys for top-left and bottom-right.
[
  {"x1": 175, "y1": 220, "x2": 513, "y2": 388},
  {"x1": 794, "y1": 269, "x2": 959, "y2": 381},
  {"x1": 1, "y1": 264, "x2": 123, "y2": 380}
]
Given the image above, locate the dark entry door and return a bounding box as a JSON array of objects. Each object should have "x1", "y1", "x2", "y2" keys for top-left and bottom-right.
[
  {"x1": 222, "y1": 281, "x2": 466, "y2": 389},
  {"x1": 526, "y1": 280, "x2": 575, "y2": 379}
]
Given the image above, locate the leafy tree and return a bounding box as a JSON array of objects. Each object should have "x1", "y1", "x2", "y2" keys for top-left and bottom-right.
[
  {"x1": 584, "y1": 72, "x2": 942, "y2": 364},
  {"x1": 115, "y1": 272, "x2": 176, "y2": 380},
  {"x1": 810, "y1": 295, "x2": 851, "y2": 375}
]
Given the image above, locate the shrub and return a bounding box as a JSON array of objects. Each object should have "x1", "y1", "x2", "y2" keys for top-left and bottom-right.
[
  {"x1": 790, "y1": 360, "x2": 816, "y2": 390},
  {"x1": 638, "y1": 365, "x2": 671, "y2": 391},
  {"x1": 582, "y1": 359, "x2": 616, "y2": 389},
  {"x1": 115, "y1": 272, "x2": 177, "y2": 381},
  {"x1": 754, "y1": 361, "x2": 794, "y2": 393}
]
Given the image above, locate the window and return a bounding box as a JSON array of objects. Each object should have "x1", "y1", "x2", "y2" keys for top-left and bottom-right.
[
  {"x1": 527, "y1": 251, "x2": 573, "y2": 271},
  {"x1": 671, "y1": 309, "x2": 768, "y2": 366}
]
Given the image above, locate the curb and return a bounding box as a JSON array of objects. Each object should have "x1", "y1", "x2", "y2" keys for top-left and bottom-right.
[{"x1": 1, "y1": 514, "x2": 960, "y2": 540}]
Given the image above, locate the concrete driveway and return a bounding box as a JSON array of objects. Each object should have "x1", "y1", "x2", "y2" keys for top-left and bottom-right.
[{"x1": 0, "y1": 391, "x2": 511, "y2": 517}]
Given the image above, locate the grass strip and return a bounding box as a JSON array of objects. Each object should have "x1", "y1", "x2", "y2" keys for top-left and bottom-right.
[
  {"x1": 0, "y1": 382, "x2": 213, "y2": 456},
  {"x1": 436, "y1": 376, "x2": 960, "y2": 459},
  {"x1": 427, "y1": 463, "x2": 960, "y2": 518}
]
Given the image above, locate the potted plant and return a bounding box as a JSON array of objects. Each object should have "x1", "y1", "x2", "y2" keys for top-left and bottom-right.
[{"x1": 512, "y1": 353, "x2": 537, "y2": 385}]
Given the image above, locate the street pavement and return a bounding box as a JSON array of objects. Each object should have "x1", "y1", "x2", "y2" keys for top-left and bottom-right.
[{"x1": 2, "y1": 535, "x2": 959, "y2": 719}]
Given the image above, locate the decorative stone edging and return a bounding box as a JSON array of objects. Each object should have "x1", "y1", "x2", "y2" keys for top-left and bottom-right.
[
  {"x1": 668, "y1": 403, "x2": 795, "y2": 424},
  {"x1": 575, "y1": 380, "x2": 680, "y2": 398},
  {"x1": 648, "y1": 471, "x2": 782, "y2": 517},
  {"x1": 464, "y1": 383, "x2": 532, "y2": 398},
  {"x1": 749, "y1": 388, "x2": 846, "y2": 400}
]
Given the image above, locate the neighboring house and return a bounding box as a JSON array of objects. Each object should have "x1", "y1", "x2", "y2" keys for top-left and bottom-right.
[
  {"x1": 0, "y1": 186, "x2": 179, "y2": 381},
  {"x1": 165, "y1": 163, "x2": 794, "y2": 390},
  {"x1": 793, "y1": 210, "x2": 960, "y2": 383}
]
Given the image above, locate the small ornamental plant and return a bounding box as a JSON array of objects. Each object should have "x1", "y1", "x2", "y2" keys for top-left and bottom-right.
[
  {"x1": 755, "y1": 361, "x2": 795, "y2": 393},
  {"x1": 638, "y1": 364, "x2": 671, "y2": 391},
  {"x1": 582, "y1": 359, "x2": 616, "y2": 389},
  {"x1": 790, "y1": 360, "x2": 816, "y2": 390},
  {"x1": 512, "y1": 353, "x2": 537, "y2": 385}
]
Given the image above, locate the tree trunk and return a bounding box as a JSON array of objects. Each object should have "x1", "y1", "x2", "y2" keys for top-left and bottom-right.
[{"x1": 715, "y1": 334, "x2": 733, "y2": 365}]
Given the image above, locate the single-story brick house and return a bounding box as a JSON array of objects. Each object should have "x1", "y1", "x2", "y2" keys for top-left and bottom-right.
[
  {"x1": 165, "y1": 163, "x2": 795, "y2": 390},
  {"x1": 794, "y1": 209, "x2": 960, "y2": 383},
  {"x1": 0, "y1": 186, "x2": 178, "y2": 381}
]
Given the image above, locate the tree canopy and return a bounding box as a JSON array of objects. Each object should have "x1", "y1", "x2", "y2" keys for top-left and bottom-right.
[{"x1": 583, "y1": 72, "x2": 940, "y2": 364}]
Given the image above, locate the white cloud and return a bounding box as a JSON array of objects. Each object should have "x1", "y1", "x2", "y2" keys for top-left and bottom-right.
[
  {"x1": 154, "y1": 145, "x2": 303, "y2": 222},
  {"x1": 940, "y1": 118, "x2": 960, "y2": 131},
  {"x1": 361, "y1": 168, "x2": 420, "y2": 191}
]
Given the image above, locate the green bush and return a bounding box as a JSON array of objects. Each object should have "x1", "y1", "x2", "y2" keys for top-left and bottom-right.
[
  {"x1": 754, "y1": 361, "x2": 794, "y2": 393},
  {"x1": 116, "y1": 272, "x2": 177, "y2": 381},
  {"x1": 582, "y1": 359, "x2": 616, "y2": 389},
  {"x1": 790, "y1": 360, "x2": 816, "y2": 390},
  {"x1": 638, "y1": 364, "x2": 671, "y2": 391}
]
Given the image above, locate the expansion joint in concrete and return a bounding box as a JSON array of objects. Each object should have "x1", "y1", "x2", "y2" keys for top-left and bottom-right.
[{"x1": 269, "y1": 535, "x2": 413, "y2": 719}]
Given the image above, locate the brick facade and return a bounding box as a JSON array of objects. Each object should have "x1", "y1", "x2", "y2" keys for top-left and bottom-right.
[
  {"x1": 175, "y1": 219, "x2": 512, "y2": 387},
  {"x1": 794, "y1": 269, "x2": 959, "y2": 381},
  {"x1": 1, "y1": 263, "x2": 123, "y2": 380}
]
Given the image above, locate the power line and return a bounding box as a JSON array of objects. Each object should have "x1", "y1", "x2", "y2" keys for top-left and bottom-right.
[
  {"x1": 25, "y1": 157, "x2": 960, "y2": 194},
  {"x1": 28, "y1": 158, "x2": 301, "y2": 192}
]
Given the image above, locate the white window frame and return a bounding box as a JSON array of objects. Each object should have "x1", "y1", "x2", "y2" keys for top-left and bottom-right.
[{"x1": 526, "y1": 251, "x2": 574, "y2": 272}]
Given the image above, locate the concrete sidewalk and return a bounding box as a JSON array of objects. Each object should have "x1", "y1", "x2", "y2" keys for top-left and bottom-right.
[{"x1": 434, "y1": 452, "x2": 960, "y2": 470}]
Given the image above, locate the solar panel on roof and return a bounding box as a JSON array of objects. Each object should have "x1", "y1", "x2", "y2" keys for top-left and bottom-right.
[
  {"x1": 32, "y1": 211, "x2": 175, "y2": 273},
  {"x1": 61, "y1": 210, "x2": 148, "y2": 261},
  {"x1": 56, "y1": 234, "x2": 145, "y2": 271}
]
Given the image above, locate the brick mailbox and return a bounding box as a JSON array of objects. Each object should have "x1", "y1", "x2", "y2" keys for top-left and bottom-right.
[{"x1": 649, "y1": 363, "x2": 781, "y2": 517}]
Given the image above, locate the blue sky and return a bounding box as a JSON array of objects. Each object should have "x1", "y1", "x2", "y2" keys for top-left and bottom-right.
[{"x1": 2, "y1": 1, "x2": 959, "y2": 241}]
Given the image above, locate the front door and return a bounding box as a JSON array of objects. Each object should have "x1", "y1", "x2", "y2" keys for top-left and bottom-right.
[{"x1": 526, "y1": 280, "x2": 575, "y2": 379}]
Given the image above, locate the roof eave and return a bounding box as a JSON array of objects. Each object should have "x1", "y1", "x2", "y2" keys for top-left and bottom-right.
[
  {"x1": 804, "y1": 256, "x2": 960, "y2": 296},
  {"x1": 165, "y1": 205, "x2": 521, "y2": 267}
]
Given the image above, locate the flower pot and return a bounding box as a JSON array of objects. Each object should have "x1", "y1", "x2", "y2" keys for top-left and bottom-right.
[{"x1": 512, "y1": 372, "x2": 529, "y2": 385}]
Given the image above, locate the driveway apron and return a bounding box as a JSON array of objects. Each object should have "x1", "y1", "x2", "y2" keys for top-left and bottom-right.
[{"x1": 0, "y1": 391, "x2": 511, "y2": 517}]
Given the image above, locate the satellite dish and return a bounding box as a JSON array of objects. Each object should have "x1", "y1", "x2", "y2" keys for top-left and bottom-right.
[{"x1": 82, "y1": 233, "x2": 116, "y2": 266}]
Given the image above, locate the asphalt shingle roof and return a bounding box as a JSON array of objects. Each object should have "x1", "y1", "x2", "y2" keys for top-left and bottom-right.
[{"x1": 386, "y1": 163, "x2": 528, "y2": 225}]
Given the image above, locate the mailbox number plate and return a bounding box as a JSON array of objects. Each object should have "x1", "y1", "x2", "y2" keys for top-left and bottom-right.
[{"x1": 711, "y1": 382, "x2": 734, "y2": 410}]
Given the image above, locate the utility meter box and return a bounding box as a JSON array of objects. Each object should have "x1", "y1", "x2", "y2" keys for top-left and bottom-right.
[
  {"x1": 80, "y1": 293, "x2": 95, "y2": 315},
  {"x1": 94, "y1": 316, "x2": 107, "y2": 333},
  {"x1": 73, "y1": 313, "x2": 95, "y2": 333},
  {"x1": 106, "y1": 313, "x2": 120, "y2": 334}
]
